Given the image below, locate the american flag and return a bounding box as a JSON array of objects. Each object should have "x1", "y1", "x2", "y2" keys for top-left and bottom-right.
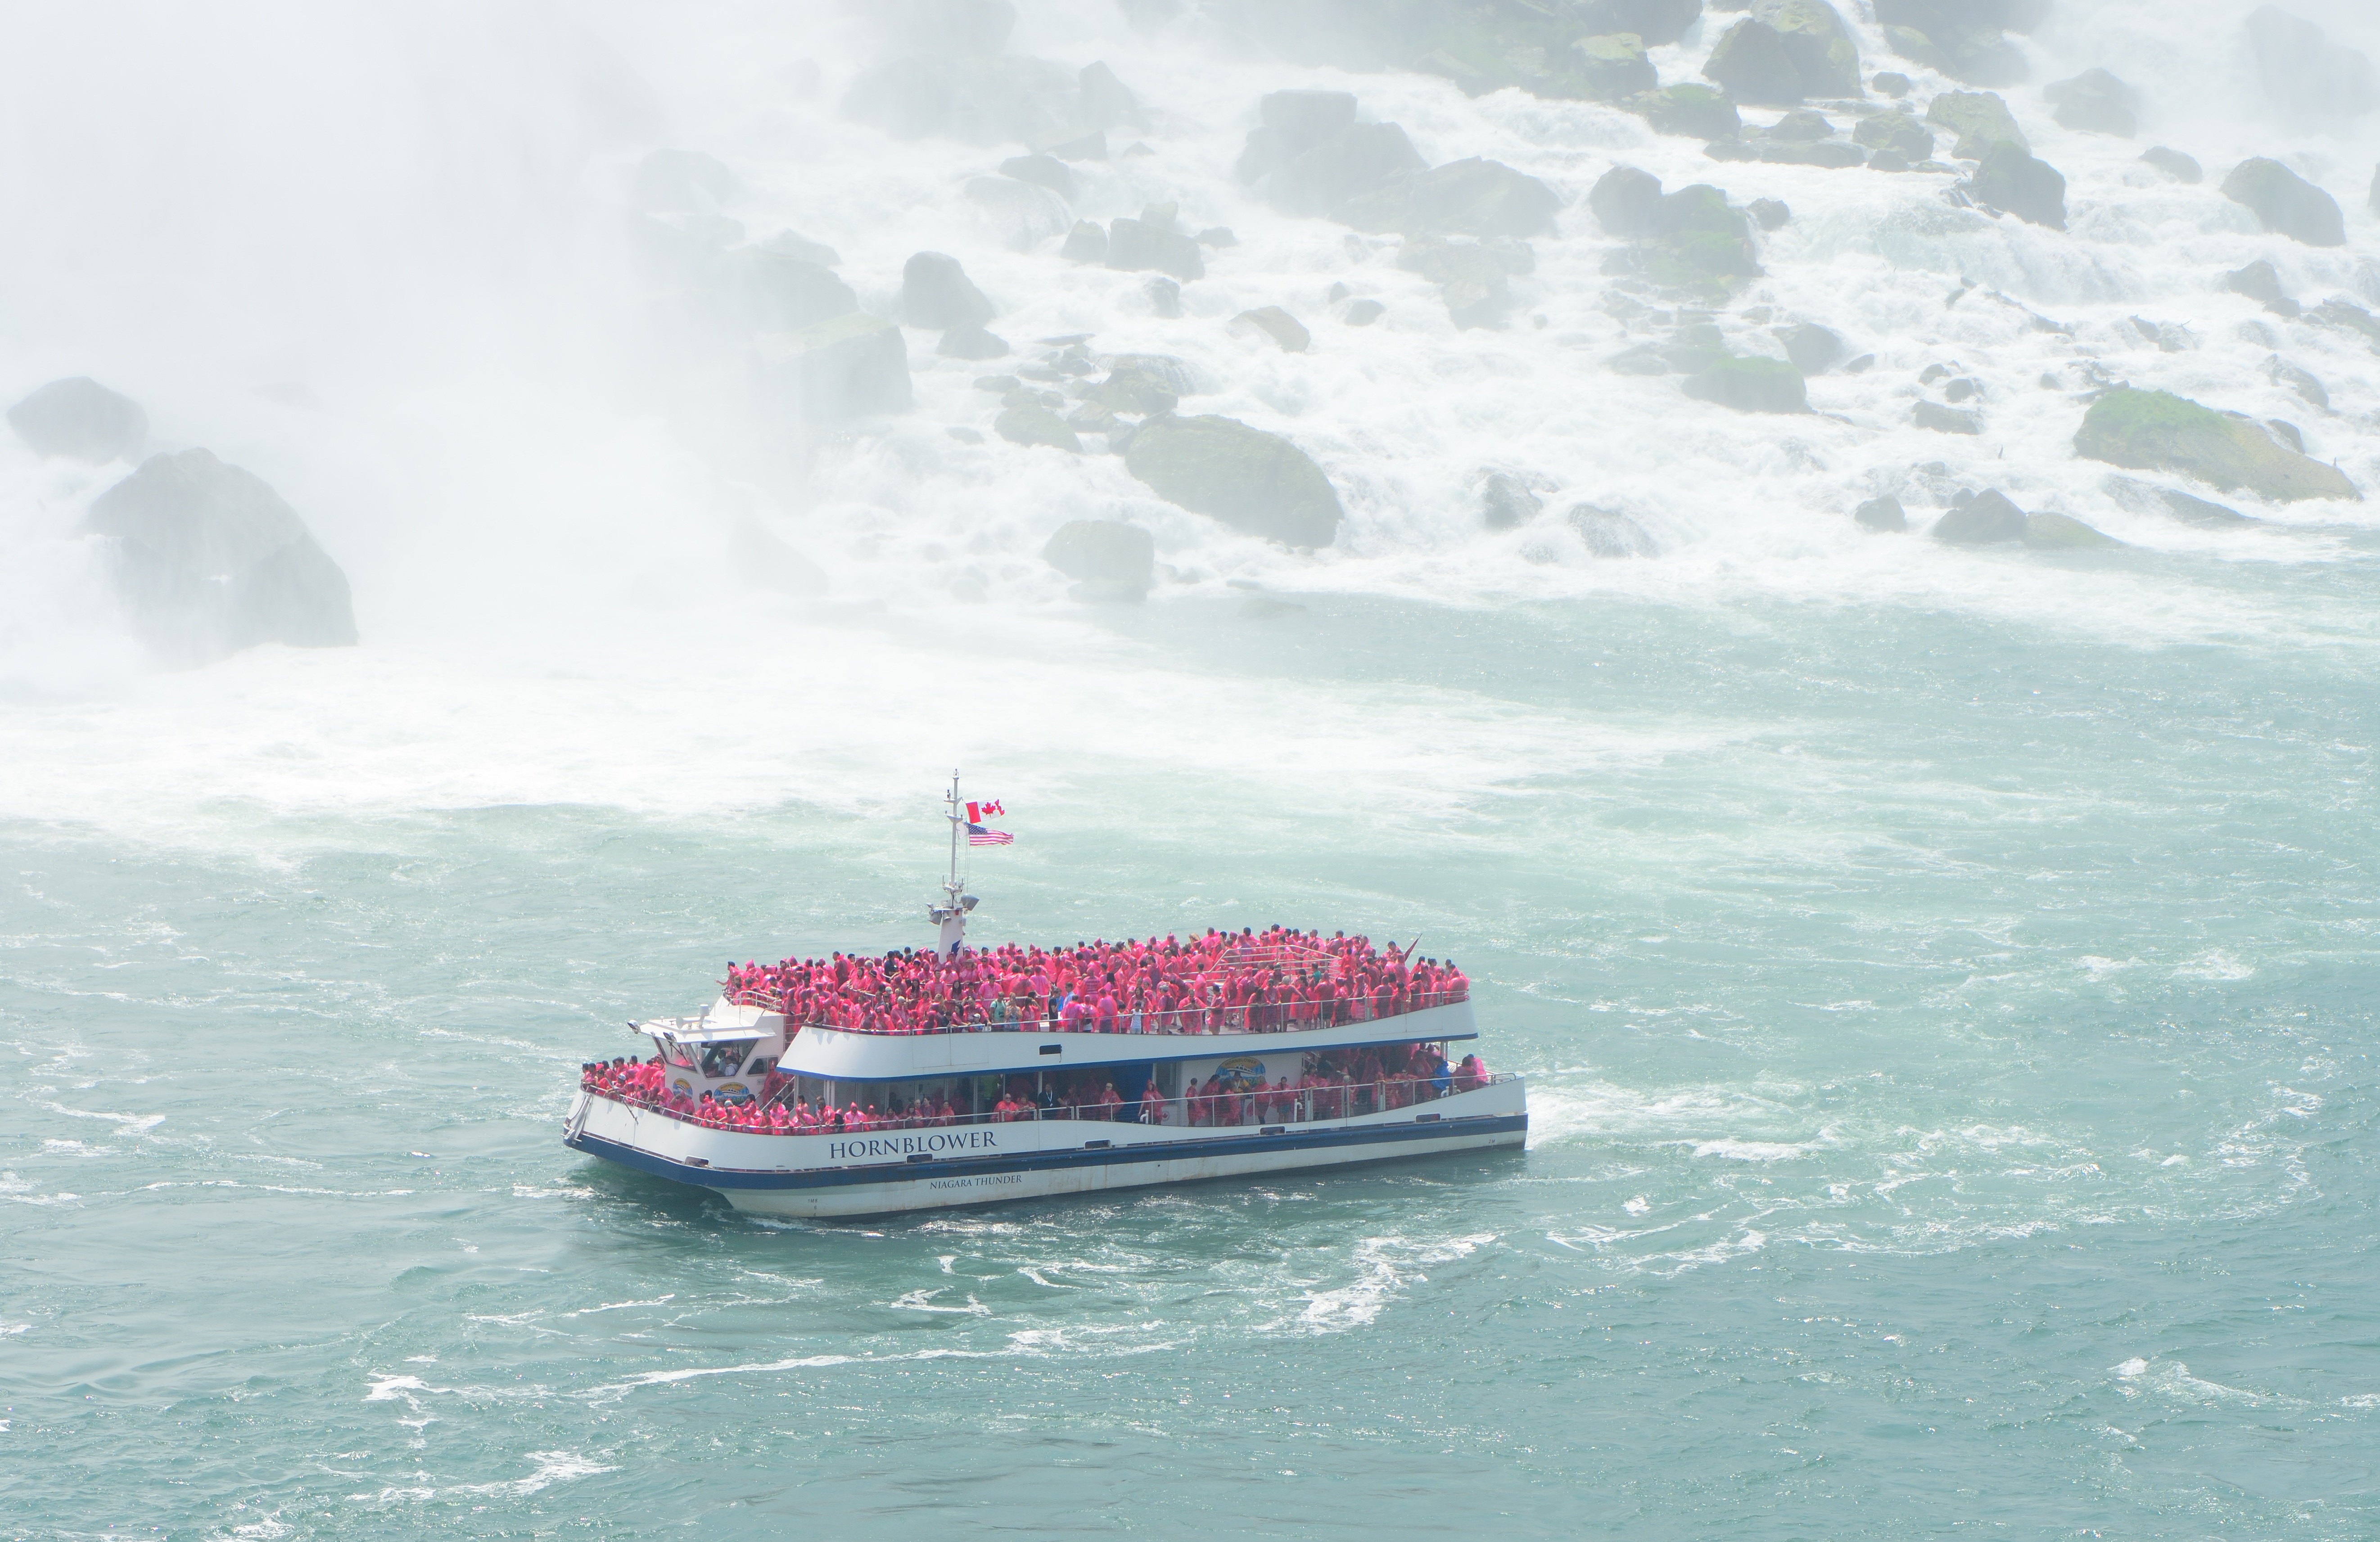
[{"x1": 967, "y1": 822, "x2": 1013, "y2": 847}]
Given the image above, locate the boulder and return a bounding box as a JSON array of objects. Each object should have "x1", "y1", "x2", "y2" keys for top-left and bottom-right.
[
  {"x1": 1091, "y1": 364, "x2": 1181, "y2": 417},
  {"x1": 1873, "y1": 0, "x2": 2028, "y2": 84},
  {"x1": 758, "y1": 312, "x2": 912, "y2": 423},
  {"x1": 1931, "y1": 488, "x2": 2027, "y2": 542},
  {"x1": 2225, "y1": 261, "x2": 2288, "y2": 307},
  {"x1": 1574, "y1": 34, "x2": 1657, "y2": 101},
  {"x1": 1267, "y1": 122, "x2": 1428, "y2": 216},
  {"x1": 760, "y1": 229, "x2": 841, "y2": 266},
  {"x1": 80, "y1": 448, "x2": 357, "y2": 664},
  {"x1": 902, "y1": 252, "x2": 994, "y2": 329},
  {"x1": 2140, "y1": 147, "x2": 2203, "y2": 183},
  {"x1": 2023, "y1": 511, "x2": 2118, "y2": 547},
  {"x1": 1233, "y1": 307, "x2": 1310, "y2": 352},
  {"x1": 1748, "y1": 198, "x2": 1792, "y2": 229},
  {"x1": 1569, "y1": 505, "x2": 1659, "y2": 557},
  {"x1": 1000, "y1": 153, "x2": 1075, "y2": 198},
  {"x1": 1122, "y1": 415, "x2": 1343, "y2": 546},
  {"x1": 630, "y1": 149, "x2": 735, "y2": 212},
  {"x1": 1339, "y1": 157, "x2": 1561, "y2": 239},
  {"x1": 964, "y1": 176, "x2": 1072, "y2": 251},
  {"x1": 8, "y1": 378, "x2": 147, "y2": 463},
  {"x1": 1779, "y1": 322, "x2": 1843, "y2": 374},
  {"x1": 2221, "y1": 158, "x2": 2345, "y2": 247},
  {"x1": 1145, "y1": 276, "x2": 1183, "y2": 318},
  {"x1": 1704, "y1": 19, "x2": 1805, "y2": 105},
  {"x1": 1914, "y1": 401, "x2": 1983, "y2": 433},
  {"x1": 2314, "y1": 297, "x2": 2380, "y2": 349},
  {"x1": 1263, "y1": 89, "x2": 1359, "y2": 148},
  {"x1": 2044, "y1": 68, "x2": 2136, "y2": 135},
  {"x1": 2102, "y1": 475, "x2": 2255, "y2": 526},
  {"x1": 2245, "y1": 6, "x2": 2380, "y2": 131},
  {"x1": 1079, "y1": 61, "x2": 1144, "y2": 130},
  {"x1": 1579, "y1": 0, "x2": 1704, "y2": 48},
  {"x1": 1643, "y1": 184, "x2": 1762, "y2": 286},
  {"x1": 1926, "y1": 91, "x2": 2028, "y2": 159},
  {"x1": 1854, "y1": 494, "x2": 1908, "y2": 531},
  {"x1": 1061, "y1": 220, "x2": 1109, "y2": 262},
  {"x1": 1759, "y1": 0, "x2": 1863, "y2": 98},
  {"x1": 1683, "y1": 354, "x2": 1809, "y2": 411},
  {"x1": 1854, "y1": 110, "x2": 1934, "y2": 161},
  {"x1": 995, "y1": 403, "x2": 1083, "y2": 451},
  {"x1": 1043, "y1": 519, "x2": 1154, "y2": 600},
  {"x1": 1590, "y1": 166, "x2": 1666, "y2": 235},
  {"x1": 1399, "y1": 237, "x2": 1520, "y2": 328},
  {"x1": 1197, "y1": 226, "x2": 1239, "y2": 248},
  {"x1": 726, "y1": 251, "x2": 857, "y2": 331},
  {"x1": 1874, "y1": 71, "x2": 1913, "y2": 98},
  {"x1": 1103, "y1": 353, "x2": 1198, "y2": 397},
  {"x1": 2073, "y1": 387, "x2": 2357, "y2": 501},
  {"x1": 1106, "y1": 218, "x2": 1205, "y2": 280},
  {"x1": 1966, "y1": 143, "x2": 2066, "y2": 229},
  {"x1": 1624, "y1": 83, "x2": 1743, "y2": 139},
  {"x1": 2264, "y1": 355, "x2": 2328, "y2": 409},
  {"x1": 1345, "y1": 298, "x2": 1386, "y2": 325},
  {"x1": 1043, "y1": 131, "x2": 1107, "y2": 161},
  {"x1": 843, "y1": 54, "x2": 1080, "y2": 145},
  {"x1": 938, "y1": 325, "x2": 1010, "y2": 360},
  {"x1": 1480, "y1": 471, "x2": 1546, "y2": 530}
]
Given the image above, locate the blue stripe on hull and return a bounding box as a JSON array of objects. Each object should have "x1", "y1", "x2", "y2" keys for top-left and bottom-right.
[{"x1": 566, "y1": 1114, "x2": 1529, "y2": 1194}]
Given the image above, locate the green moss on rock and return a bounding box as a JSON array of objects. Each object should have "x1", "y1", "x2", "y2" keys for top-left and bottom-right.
[
  {"x1": 2073, "y1": 388, "x2": 2359, "y2": 502},
  {"x1": 1123, "y1": 415, "x2": 1344, "y2": 546}
]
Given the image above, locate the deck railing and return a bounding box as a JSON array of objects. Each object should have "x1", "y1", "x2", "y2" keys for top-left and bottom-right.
[
  {"x1": 725, "y1": 985, "x2": 1469, "y2": 1037},
  {"x1": 578, "y1": 1072, "x2": 1518, "y2": 1138}
]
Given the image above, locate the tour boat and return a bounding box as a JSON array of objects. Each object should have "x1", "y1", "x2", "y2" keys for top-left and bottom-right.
[{"x1": 561, "y1": 779, "x2": 1528, "y2": 1218}]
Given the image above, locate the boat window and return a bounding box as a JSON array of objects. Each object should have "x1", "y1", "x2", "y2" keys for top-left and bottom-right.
[
  {"x1": 745, "y1": 1056, "x2": 777, "y2": 1079},
  {"x1": 700, "y1": 1039, "x2": 758, "y2": 1078},
  {"x1": 659, "y1": 1037, "x2": 697, "y2": 1070}
]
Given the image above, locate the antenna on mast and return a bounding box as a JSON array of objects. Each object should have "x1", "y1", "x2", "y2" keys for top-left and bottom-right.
[{"x1": 928, "y1": 768, "x2": 976, "y2": 958}]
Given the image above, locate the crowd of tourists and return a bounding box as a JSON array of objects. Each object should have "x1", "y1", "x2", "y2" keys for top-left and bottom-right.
[
  {"x1": 575, "y1": 1043, "x2": 1495, "y2": 1135},
  {"x1": 718, "y1": 925, "x2": 1469, "y2": 1036}
]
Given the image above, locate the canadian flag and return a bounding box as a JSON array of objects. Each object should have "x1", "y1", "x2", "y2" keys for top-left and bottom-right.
[{"x1": 966, "y1": 799, "x2": 1006, "y2": 821}]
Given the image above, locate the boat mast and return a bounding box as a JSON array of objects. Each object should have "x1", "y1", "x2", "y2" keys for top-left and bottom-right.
[{"x1": 931, "y1": 769, "x2": 973, "y2": 958}]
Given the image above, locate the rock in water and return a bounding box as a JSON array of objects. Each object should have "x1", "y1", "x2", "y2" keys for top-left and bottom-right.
[
  {"x1": 1568, "y1": 505, "x2": 1659, "y2": 557},
  {"x1": 1854, "y1": 494, "x2": 1907, "y2": 531},
  {"x1": 2044, "y1": 68, "x2": 2137, "y2": 135},
  {"x1": 1061, "y1": 220, "x2": 1109, "y2": 263},
  {"x1": 1854, "y1": 111, "x2": 1934, "y2": 162},
  {"x1": 1337, "y1": 158, "x2": 1561, "y2": 239},
  {"x1": 1263, "y1": 89, "x2": 1359, "y2": 148},
  {"x1": 1931, "y1": 489, "x2": 2027, "y2": 542},
  {"x1": 1914, "y1": 401, "x2": 1983, "y2": 433},
  {"x1": 2225, "y1": 260, "x2": 2288, "y2": 307},
  {"x1": 9, "y1": 378, "x2": 148, "y2": 463},
  {"x1": 1123, "y1": 415, "x2": 1343, "y2": 546},
  {"x1": 1078, "y1": 61, "x2": 1144, "y2": 130},
  {"x1": 1704, "y1": 19, "x2": 1805, "y2": 105},
  {"x1": 1748, "y1": 198, "x2": 1792, "y2": 229},
  {"x1": 1966, "y1": 144, "x2": 2067, "y2": 228},
  {"x1": 1683, "y1": 355, "x2": 1809, "y2": 412},
  {"x1": 1624, "y1": 83, "x2": 1742, "y2": 140},
  {"x1": 2102, "y1": 475, "x2": 2256, "y2": 526},
  {"x1": 1344, "y1": 298, "x2": 1386, "y2": 325},
  {"x1": 938, "y1": 325, "x2": 1010, "y2": 360},
  {"x1": 1874, "y1": 0, "x2": 2026, "y2": 84},
  {"x1": 1760, "y1": 0, "x2": 1863, "y2": 98},
  {"x1": 1579, "y1": 0, "x2": 1703, "y2": 48},
  {"x1": 1480, "y1": 471, "x2": 1545, "y2": 530},
  {"x1": 2264, "y1": 356, "x2": 2328, "y2": 409},
  {"x1": 999, "y1": 153, "x2": 1075, "y2": 198},
  {"x1": 79, "y1": 449, "x2": 357, "y2": 664},
  {"x1": 758, "y1": 313, "x2": 912, "y2": 423},
  {"x1": 1926, "y1": 91, "x2": 2028, "y2": 159},
  {"x1": 995, "y1": 403, "x2": 1083, "y2": 451},
  {"x1": 1573, "y1": 34, "x2": 1657, "y2": 101},
  {"x1": 1590, "y1": 166, "x2": 1666, "y2": 235},
  {"x1": 1106, "y1": 218, "x2": 1205, "y2": 280},
  {"x1": 2245, "y1": 6, "x2": 2380, "y2": 130},
  {"x1": 1267, "y1": 122, "x2": 1428, "y2": 217},
  {"x1": 1779, "y1": 323, "x2": 1843, "y2": 374},
  {"x1": 2140, "y1": 147, "x2": 2203, "y2": 183},
  {"x1": 1043, "y1": 519, "x2": 1155, "y2": 600},
  {"x1": 2221, "y1": 158, "x2": 2345, "y2": 247},
  {"x1": 1233, "y1": 307, "x2": 1311, "y2": 352},
  {"x1": 2074, "y1": 387, "x2": 2358, "y2": 502},
  {"x1": 725, "y1": 251, "x2": 857, "y2": 331},
  {"x1": 901, "y1": 252, "x2": 995, "y2": 329},
  {"x1": 2023, "y1": 512, "x2": 2119, "y2": 548}
]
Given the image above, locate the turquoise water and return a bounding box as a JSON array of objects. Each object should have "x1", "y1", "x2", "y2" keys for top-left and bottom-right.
[{"x1": 7, "y1": 578, "x2": 2376, "y2": 1540}]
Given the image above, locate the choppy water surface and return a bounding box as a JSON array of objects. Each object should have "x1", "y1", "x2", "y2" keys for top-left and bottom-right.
[
  {"x1": 6, "y1": 0, "x2": 2380, "y2": 1535},
  {"x1": 6, "y1": 582, "x2": 2376, "y2": 1540}
]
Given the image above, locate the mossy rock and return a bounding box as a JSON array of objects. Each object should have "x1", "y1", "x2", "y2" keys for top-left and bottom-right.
[
  {"x1": 1705, "y1": 18, "x2": 1805, "y2": 105},
  {"x1": 1625, "y1": 82, "x2": 1743, "y2": 140},
  {"x1": 2045, "y1": 68, "x2": 2137, "y2": 136},
  {"x1": 1967, "y1": 143, "x2": 2066, "y2": 229},
  {"x1": 2073, "y1": 388, "x2": 2358, "y2": 502},
  {"x1": 2220, "y1": 158, "x2": 2345, "y2": 247},
  {"x1": 1855, "y1": 494, "x2": 1908, "y2": 531},
  {"x1": 1932, "y1": 489, "x2": 2026, "y2": 543},
  {"x1": 1854, "y1": 111, "x2": 1934, "y2": 161},
  {"x1": 1683, "y1": 354, "x2": 1809, "y2": 412},
  {"x1": 1926, "y1": 91, "x2": 2028, "y2": 159},
  {"x1": 1574, "y1": 33, "x2": 1657, "y2": 100},
  {"x1": 1043, "y1": 519, "x2": 1154, "y2": 600},
  {"x1": 1123, "y1": 415, "x2": 1344, "y2": 546},
  {"x1": 1762, "y1": 0, "x2": 1863, "y2": 99},
  {"x1": 994, "y1": 403, "x2": 1083, "y2": 452},
  {"x1": 2022, "y1": 512, "x2": 2120, "y2": 548}
]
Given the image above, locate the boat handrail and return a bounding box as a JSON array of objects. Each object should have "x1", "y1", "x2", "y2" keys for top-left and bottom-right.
[
  {"x1": 579, "y1": 1070, "x2": 1520, "y2": 1137},
  {"x1": 727, "y1": 986, "x2": 1472, "y2": 1037}
]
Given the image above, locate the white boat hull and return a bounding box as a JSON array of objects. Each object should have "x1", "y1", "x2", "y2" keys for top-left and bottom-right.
[{"x1": 565, "y1": 1078, "x2": 1527, "y2": 1219}]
